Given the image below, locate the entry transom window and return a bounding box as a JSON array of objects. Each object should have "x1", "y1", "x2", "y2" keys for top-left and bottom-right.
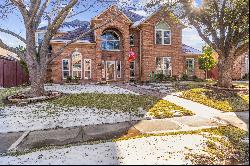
[
  {"x1": 156, "y1": 57, "x2": 172, "y2": 76},
  {"x1": 101, "y1": 31, "x2": 120, "y2": 50},
  {"x1": 186, "y1": 58, "x2": 195, "y2": 76},
  {"x1": 155, "y1": 21, "x2": 171, "y2": 45},
  {"x1": 72, "y1": 51, "x2": 82, "y2": 79}
]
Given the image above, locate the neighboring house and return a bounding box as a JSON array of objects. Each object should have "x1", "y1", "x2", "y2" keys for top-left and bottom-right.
[
  {"x1": 208, "y1": 51, "x2": 249, "y2": 80},
  {"x1": 36, "y1": 5, "x2": 205, "y2": 83}
]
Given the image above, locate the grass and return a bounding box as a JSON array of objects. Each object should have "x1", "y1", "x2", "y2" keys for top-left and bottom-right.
[
  {"x1": 186, "y1": 125, "x2": 249, "y2": 165},
  {"x1": 0, "y1": 86, "x2": 26, "y2": 107},
  {"x1": 50, "y1": 93, "x2": 193, "y2": 118},
  {"x1": 148, "y1": 99, "x2": 194, "y2": 118},
  {"x1": 51, "y1": 93, "x2": 158, "y2": 112},
  {"x1": 174, "y1": 80, "x2": 215, "y2": 92},
  {"x1": 181, "y1": 88, "x2": 249, "y2": 112}
]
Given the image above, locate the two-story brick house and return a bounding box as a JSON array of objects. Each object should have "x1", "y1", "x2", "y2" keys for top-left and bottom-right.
[{"x1": 36, "y1": 5, "x2": 205, "y2": 83}]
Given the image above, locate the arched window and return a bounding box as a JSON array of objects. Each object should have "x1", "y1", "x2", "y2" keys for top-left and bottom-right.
[
  {"x1": 72, "y1": 51, "x2": 82, "y2": 79},
  {"x1": 155, "y1": 21, "x2": 171, "y2": 45},
  {"x1": 101, "y1": 31, "x2": 120, "y2": 50}
]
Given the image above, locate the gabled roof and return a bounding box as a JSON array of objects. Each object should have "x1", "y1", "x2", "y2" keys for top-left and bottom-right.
[
  {"x1": 93, "y1": 5, "x2": 133, "y2": 23},
  {"x1": 182, "y1": 44, "x2": 202, "y2": 54}
]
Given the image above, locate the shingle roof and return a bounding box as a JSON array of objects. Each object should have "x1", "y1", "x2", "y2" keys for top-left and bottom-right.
[
  {"x1": 182, "y1": 44, "x2": 202, "y2": 54},
  {"x1": 122, "y1": 9, "x2": 146, "y2": 23},
  {"x1": 52, "y1": 27, "x2": 94, "y2": 43},
  {"x1": 38, "y1": 19, "x2": 90, "y2": 32}
]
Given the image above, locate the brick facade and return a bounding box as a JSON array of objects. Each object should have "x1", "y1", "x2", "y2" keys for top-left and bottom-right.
[{"x1": 46, "y1": 5, "x2": 205, "y2": 83}]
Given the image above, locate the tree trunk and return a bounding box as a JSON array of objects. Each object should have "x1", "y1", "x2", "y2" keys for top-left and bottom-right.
[
  {"x1": 217, "y1": 56, "x2": 234, "y2": 88},
  {"x1": 28, "y1": 65, "x2": 46, "y2": 97}
]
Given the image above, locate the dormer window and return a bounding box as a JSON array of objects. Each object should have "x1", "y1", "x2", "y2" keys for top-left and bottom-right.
[
  {"x1": 101, "y1": 31, "x2": 120, "y2": 51},
  {"x1": 155, "y1": 21, "x2": 171, "y2": 45}
]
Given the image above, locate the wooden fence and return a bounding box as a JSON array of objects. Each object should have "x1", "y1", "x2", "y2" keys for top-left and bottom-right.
[{"x1": 0, "y1": 57, "x2": 29, "y2": 88}]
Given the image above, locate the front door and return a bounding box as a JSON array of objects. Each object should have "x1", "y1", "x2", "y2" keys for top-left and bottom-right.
[{"x1": 106, "y1": 61, "x2": 115, "y2": 81}]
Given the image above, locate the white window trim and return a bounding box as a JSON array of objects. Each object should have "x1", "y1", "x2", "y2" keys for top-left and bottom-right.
[
  {"x1": 62, "y1": 59, "x2": 70, "y2": 79},
  {"x1": 116, "y1": 61, "x2": 122, "y2": 78},
  {"x1": 84, "y1": 59, "x2": 92, "y2": 79},
  {"x1": 155, "y1": 29, "x2": 171, "y2": 45},
  {"x1": 101, "y1": 30, "x2": 121, "y2": 51},
  {"x1": 155, "y1": 57, "x2": 172, "y2": 76},
  {"x1": 72, "y1": 52, "x2": 83, "y2": 79},
  {"x1": 35, "y1": 31, "x2": 46, "y2": 46},
  {"x1": 186, "y1": 58, "x2": 195, "y2": 75},
  {"x1": 130, "y1": 61, "x2": 136, "y2": 78}
]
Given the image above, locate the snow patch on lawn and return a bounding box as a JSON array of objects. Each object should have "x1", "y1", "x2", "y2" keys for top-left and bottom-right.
[
  {"x1": 0, "y1": 134, "x2": 207, "y2": 165},
  {"x1": 45, "y1": 84, "x2": 138, "y2": 95},
  {"x1": 0, "y1": 103, "x2": 144, "y2": 133}
]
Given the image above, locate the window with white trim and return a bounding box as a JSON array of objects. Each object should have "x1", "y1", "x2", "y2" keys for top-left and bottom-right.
[
  {"x1": 72, "y1": 51, "x2": 82, "y2": 79},
  {"x1": 62, "y1": 59, "x2": 70, "y2": 79},
  {"x1": 130, "y1": 61, "x2": 135, "y2": 78},
  {"x1": 84, "y1": 59, "x2": 91, "y2": 79},
  {"x1": 155, "y1": 21, "x2": 171, "y2": 45},
  {"x1": 156, "y1": 57, "x2": 172, "y2": 76},
  {"x1": 116, "y1": 61, "x2": 122, "y2": 78},
  {"x1": 101, "y1": 31, "x2": 120, "y2": 50},
  {"x1": 186, "y1": 58, "x2": 195, "y2": 76}
]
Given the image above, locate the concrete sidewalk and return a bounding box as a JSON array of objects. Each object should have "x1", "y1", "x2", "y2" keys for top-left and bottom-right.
[{"x1": 0, "y1": 115, "x2": 227, "y2": 154}]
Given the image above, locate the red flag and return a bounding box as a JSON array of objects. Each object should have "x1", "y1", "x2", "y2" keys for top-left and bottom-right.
[{"x1": 128, "y1": 50, "x2": 137, "y2": 62}]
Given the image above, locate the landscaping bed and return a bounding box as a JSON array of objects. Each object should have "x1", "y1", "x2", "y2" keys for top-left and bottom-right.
[
  {"x1": 8, "y1": 91, "x2": 63, "y2": 104},
  {"x1": 181, "y1": 88, "x2": 249, "y2": 112}
]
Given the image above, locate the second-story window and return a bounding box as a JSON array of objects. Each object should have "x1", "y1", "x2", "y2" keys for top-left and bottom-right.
[
  {"x1": 155, "y1": 21, "x2": 171, "y2": 45},
  {"x1": 101, "y1": 31, "x2": 120, "y2": 51},
  {"x1": 130, "y1": 34, "x2": 135, "y2": 46}
]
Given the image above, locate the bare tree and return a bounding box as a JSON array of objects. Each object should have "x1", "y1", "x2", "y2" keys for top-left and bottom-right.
[{"x1": 0, "y1": 0, "x2": 126, "y2": 96}]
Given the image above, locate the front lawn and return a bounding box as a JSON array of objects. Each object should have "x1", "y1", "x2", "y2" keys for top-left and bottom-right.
[
  {"x1": 51, "y1": 93, "x2": 193, "y2": 118},
  {"x1": 181, "y1": 88, "x2": 249, "y2": 112},
  {"x1": 51, "y1": 93, "x2": 158, "y2": 112}
]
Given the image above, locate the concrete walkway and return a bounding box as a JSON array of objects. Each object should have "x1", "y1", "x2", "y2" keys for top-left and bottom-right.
[{"x1": 163, "y1": 93, "x2": 249, "y2": 131}]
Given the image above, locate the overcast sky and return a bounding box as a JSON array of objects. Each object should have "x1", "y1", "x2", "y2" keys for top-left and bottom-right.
[{"x1": 0, "y1": 0, "x2": 204, "y2": 50}]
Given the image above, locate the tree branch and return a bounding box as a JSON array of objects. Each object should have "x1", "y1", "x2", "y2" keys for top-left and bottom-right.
[
  {"x1": 235, "y1": 42, "x2": 249, "y2": 57},
  {"x1": 0, "y1": 38, "x2": 25, "y2": 60},
  {"x1": 35, "y1": 0, "x2": 50, "y2": 29},
  {"x1": 28, "y1": 0, "x2": 41, "y2": 26},
  {"x1": 0, "y1": 28, "x2": 26, "y2": 43}
]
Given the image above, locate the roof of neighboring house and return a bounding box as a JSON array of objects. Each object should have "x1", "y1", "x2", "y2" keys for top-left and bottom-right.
[
  {"x1": 182, "y1": 44, "x2": 202, "y2": 54},
  {"x1": 0, "y1": 48, "x2": 19, "y2": 60}
]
